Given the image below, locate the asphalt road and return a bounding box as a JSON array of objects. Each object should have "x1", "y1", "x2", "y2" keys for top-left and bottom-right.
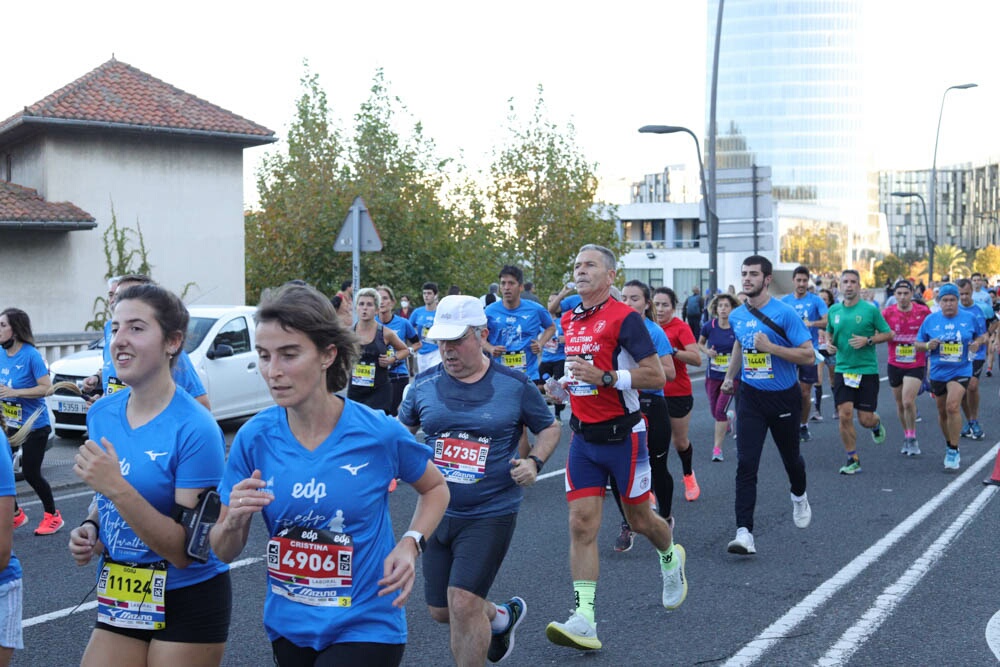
[{"x1": 10, "y1": 352, "x2": 1000, "y2": 665}]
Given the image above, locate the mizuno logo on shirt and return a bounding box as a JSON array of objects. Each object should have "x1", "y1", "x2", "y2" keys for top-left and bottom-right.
[
  {"x1": 144, "y1": 451, "x2": 168, "y2": 461},
  {"x1": 340, "y1": 462, "x2": 369, "y2": 476}
]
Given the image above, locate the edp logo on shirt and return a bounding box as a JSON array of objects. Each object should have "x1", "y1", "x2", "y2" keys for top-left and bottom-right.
[{"x1": 291, "y1": 478, "x2": 328, "y2": 503}]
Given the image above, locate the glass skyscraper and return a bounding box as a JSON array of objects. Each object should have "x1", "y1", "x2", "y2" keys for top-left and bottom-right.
[{"x1": 707, "y1": 0, "x2": 874, "y2": 261}]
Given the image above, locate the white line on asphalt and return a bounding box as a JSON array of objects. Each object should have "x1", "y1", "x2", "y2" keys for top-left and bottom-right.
[
  {"x1": 723, "y1": 443, "x2": 999, "y2": 667},
  {"x1": 23, "y1": 556, "x2": 263, "y2": 628},
  {"x1": 19, "y1": 489, "x2": 96, "y2": 508},
  {"x1": 819, "y1": 484, "x2": 997, "y2": 665},
  {"x1": 986, "y1": 609, "x2": 1000, "y2": 660}
]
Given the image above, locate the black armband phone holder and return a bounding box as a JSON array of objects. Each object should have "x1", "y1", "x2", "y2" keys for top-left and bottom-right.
[{"x1": 172, "y1": 489, "x2": 221, "y2": 563}]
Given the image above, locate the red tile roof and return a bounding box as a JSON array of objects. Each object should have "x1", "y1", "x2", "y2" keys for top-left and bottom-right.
[
  {"x1": 0, "y1": 181, "x2": 95, "y2": 228},
  {"x1": 1, "y1": 58, "x2": 275, "y2": 144}
]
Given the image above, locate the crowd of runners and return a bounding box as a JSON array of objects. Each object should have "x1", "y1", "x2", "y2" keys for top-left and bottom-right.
[{"x1": 0, "y1": 249, "x2": 997, "y2": 666}]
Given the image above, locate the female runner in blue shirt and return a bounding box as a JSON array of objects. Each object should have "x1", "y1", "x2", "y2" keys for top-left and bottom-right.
[
  {"x1": 211, "y1": 282, "x2": 449, "y2": 667},
  {"x1": 68, "y1": 283, "x2": 230, "y2": 666},
  {"x1": 0, "y1": 308, "x2": 61, "y2": 535}
]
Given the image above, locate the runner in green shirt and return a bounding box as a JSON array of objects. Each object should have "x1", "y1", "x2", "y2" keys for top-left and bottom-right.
[{"x1": 825, "y1": 270, "x2": 893, "y2": 474}]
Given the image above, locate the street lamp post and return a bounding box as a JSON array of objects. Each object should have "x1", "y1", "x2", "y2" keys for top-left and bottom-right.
[
  {"x1": 639, "y1": 124, "x2": 719, "y2": 293},
  {"x1": 930, "y1": 83, "x2": 977, "y2": 283},
  {"x1": 891, "y1": 191, "x2": 932, "y2": 282}
]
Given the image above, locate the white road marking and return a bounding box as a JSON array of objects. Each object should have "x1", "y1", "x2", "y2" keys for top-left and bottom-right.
[
  {"x1": 23, "y1": 556, "x2": 262, "y2": 628},
  {"x1": 724, "y1": 443, "x2": 999, "y2": 666},
  {"x1": 986, "y1": 609, "x2": 1000, "y2": 660},
  {"x1": 819, "y1": 484, "x2": 997, "y2": 665},
  {"x1": 19, "y1": 489, "x2": 96, "y2": 507}
]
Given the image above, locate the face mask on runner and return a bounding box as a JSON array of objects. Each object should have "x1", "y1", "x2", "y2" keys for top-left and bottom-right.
[{"x1": 401, "y1": 300, "x2": 409, "y2": 309}]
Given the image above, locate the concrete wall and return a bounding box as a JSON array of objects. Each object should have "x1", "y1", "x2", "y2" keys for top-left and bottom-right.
[{"x1": 1, "y1": 131, "x2": 247, "y2": 332}]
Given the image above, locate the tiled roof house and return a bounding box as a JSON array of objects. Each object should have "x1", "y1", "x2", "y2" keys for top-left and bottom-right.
[{"x1": 0, "y1": 59, "x2": 276, "y2": 332}]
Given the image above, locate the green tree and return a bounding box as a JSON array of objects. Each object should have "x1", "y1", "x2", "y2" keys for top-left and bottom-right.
[
  {"x1": 487, "y1": 87, "x2": 623, "y2": 291},
  {"x1": 247, "y1": 65, "x2": 351, "y2": 300},
  {"x1": 873, "y1": 254, "x2": 908, "y2": 287},
  {"x1": 973, "y1": 245, "x2": 1000, "y2": 277},
  {"x1": 247, "y1": 67, "x2": 501, "y2": 301},
  {"x1": 932, "y1": 244, "x2": 969, "y2": 280},
  {"x1": 344, "y1": 70, "x2": 501, "y2": 298}
]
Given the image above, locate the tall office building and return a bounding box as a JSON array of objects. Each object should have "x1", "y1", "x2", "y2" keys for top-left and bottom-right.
[{"x1": 707, "y1": 0, "x2": 878, "y2": 265}]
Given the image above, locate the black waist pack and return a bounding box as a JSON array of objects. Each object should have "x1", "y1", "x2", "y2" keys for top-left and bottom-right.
[{"x1": 570, "y1": 411, "x2": 642, "y2": 444}]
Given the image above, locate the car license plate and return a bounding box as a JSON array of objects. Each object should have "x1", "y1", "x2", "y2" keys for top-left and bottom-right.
[{"x1": 58, "y1": 401, "x2": 86, "y2": 414}]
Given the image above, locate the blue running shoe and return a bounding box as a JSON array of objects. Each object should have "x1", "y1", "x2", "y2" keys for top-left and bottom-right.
[
  {"x1": 944, "y1": 447, "x2": 961, "y2": 471},
  {"x1": 961, "y1": 421, "x2": 972, "y2": 438},
  {"x1": 970, "y1": 422, "x2": 985, "y2": 441}
]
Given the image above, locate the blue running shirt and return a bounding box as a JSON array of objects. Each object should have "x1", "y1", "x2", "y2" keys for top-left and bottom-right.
[
  {"x1": 0, "y1": 343, "x2": 50, "y2": 429},
  {"x1": 960, "y1": 303, "x2": 991, "y2": 361},
  {"x1": 641, "y1": 318, "x2": 674, "y2": 396},
  {"x1": 409, "y1": 307, "x2": 439, "y2": 358},
  {"x1": 917, "y1": 309, "x2": 986, "y2": 381},
  {"x1": 0, "y1": 435, "x2": 21, "y2": 585},
  {"x1": 728, "y1": 299, "x2": 811, "y2": 391},
  {"x1": 85, "y1": 387, "x2": 228, "y2": 589},
  {"x1": 219, "y1": 399, "x2": 433, "y2": 650},
  {"x1": 540, "y1": 319, "x2": 566, "y2": 364},
  {"x1": 399, "y1": 363, "x2": 554, "y2": 519},
  {"x1": 484, "y1": 300, "x2": 554, "y2": 381},
  {"x1": 780, "y1": 292, "x2": 828, "y2": 349}
]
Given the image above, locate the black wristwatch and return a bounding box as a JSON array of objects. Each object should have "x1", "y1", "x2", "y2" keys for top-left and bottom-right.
[
  {"x1": 867, "y1": 337, "x2": 873, "y2": 346},
  {"x1": 601, "y1": 371, "x2": 615, "y2": 387},
  {"x1": 528, "y1": 455, "x2": 545, "y2": 473}
]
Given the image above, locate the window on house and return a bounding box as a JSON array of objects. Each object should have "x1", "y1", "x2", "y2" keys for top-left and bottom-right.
[
  {"x1": 672, "y1": 269, "x2": 709, "y2": 297},
  {"x1": 622, "y1": 219, "x2": 666, "y2": 241},
  {"x1": 623, "y1": 268, "x2": 664, "y2": 288},
  {"x1": 673, "y1": 218, "x2": 701, "y2": 248}
]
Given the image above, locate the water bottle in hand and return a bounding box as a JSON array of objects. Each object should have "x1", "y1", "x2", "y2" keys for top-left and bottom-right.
[{"x1": 543, "y1": 373, "x2": 569, "y2": 404}]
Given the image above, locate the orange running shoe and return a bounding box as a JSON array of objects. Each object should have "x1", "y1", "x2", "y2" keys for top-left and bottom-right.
[
  {"x1": 12, "y1": 508, "x2": 27, "y2": 529},
  {"x1": 34, "y1": 510, "x2": 64, "y2": 536},
  {"x1": 682, "y1": 473, "x2": 700, "y2": 502}
]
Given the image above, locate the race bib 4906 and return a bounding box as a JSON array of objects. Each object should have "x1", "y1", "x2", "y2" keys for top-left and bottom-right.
[{"x1": 267, "y1": 526, "x2": 354, "y2": 607}]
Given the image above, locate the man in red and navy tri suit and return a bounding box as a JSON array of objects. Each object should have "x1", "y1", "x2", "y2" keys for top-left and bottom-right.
[{"x1": 545, "y1": 244, "x2": 687, "y2": 653}]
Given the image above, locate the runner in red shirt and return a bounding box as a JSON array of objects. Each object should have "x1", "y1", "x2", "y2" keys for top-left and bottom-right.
[
  {"x1": 545, "y1": 245, "x2": 685, "y2": 652},
  {"x1": 652, "y1": 287, "x2": 703, "y2": 501}
]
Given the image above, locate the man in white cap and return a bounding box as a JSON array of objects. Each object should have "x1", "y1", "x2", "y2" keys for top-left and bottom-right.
[{"x1": 398, "y1": 295, "x2": 561, "y2": 665}]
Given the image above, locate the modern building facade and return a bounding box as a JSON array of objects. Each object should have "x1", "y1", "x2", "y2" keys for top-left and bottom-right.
[
  {"x1": 707, "y1": 0, "x2": 879, "y2": 266},
  {"x1": 880, "y1": 161, "x2": 1000, "y2": 257}
]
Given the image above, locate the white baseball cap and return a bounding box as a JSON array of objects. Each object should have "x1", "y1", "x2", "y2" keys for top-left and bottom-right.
[{"x1": 426, "y1": 295, "x2": 487, "y2": 341}]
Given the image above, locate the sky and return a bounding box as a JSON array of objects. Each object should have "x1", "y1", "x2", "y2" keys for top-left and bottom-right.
[{"x1": 4, "y1": 0, "x2": 999, "y2": 209}]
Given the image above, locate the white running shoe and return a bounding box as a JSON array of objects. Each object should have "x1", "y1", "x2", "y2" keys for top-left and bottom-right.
[
  {"x1": 661, "y1": 544, "x2": 687, "y2": 609},
  {"x1": 792, "y1": 493, "x2": 812, "y2": 528},
  {"x1": 546, "y1": 612, "x2": 601, "y2": 651},
  {"x1": 727, "y1": 527, "x2": 756, "y2": 555}
]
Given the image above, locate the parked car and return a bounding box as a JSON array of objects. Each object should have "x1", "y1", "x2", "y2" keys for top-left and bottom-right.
[{"x1": 46, "y1": 305, "x2": 273, "y2": 438}]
